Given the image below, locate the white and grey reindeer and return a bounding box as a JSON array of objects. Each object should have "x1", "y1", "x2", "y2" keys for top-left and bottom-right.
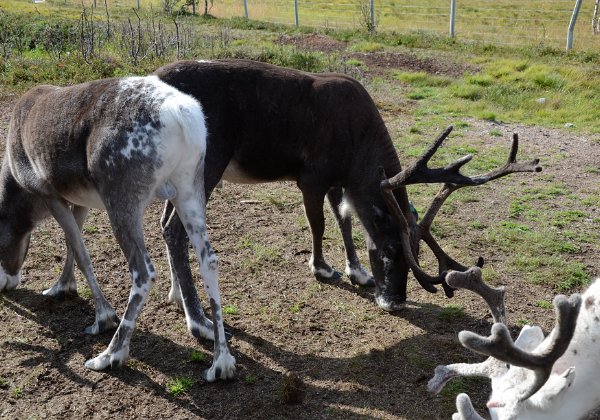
[
  {"x1": 0, "y1": 76, "x2": 235, "y2": 381},
  {"x1": 429, "y1": 267, "x2": 600, "y2": 420}
]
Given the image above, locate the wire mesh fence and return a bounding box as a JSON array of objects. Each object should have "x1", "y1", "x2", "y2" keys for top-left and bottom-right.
[{"x1": 19, "y1": 0, "x2": 600, "y2": 51}]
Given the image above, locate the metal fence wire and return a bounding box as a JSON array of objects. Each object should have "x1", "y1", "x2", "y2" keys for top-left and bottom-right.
[
  {"x1": 208, "y1": 0, "x2": 596, "y2": 51},
  {"x1": 25, "y1": 0, "x2": 600, "y2": 51}
]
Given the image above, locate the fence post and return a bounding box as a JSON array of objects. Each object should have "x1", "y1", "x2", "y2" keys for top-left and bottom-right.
[
  {"x1": 294, "y1": 0, "x2": 299, "y2": 26},
  {"x1": 567, "y1": 0, "x2": 584, "y2": 51},
  {"x1": 449, "y1": 0, "x2": 456, "y2": 38},
  {"x1": 370, "y1": 0, "x2": 375, "y2": 33},
  {"x1": 244, "y1": 0, "x2": 248, "y2": 18}
]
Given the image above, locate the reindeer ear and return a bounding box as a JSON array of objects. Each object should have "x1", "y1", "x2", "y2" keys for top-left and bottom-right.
[{"x1": 529, "y1": 367, "x2": 576, "y2": 407}]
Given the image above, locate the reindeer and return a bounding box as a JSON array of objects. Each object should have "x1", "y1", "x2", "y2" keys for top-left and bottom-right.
[
  {"x1": 151, "y1": 59, "x2": 542, "y2": 321},
  {"x1": 0, "y1": 75, "x2": 235, "y2": 381},
  {"x1": 38, "y1": 60, "x2": 540, "y2": 343},
  {"x1": 428, "y1": 267, "x2": 600, "y2": 420}
]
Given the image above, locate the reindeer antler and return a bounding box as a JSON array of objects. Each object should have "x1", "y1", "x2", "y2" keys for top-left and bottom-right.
[
  {"x1": 459, "y1": 293, "x2": 582, "y2": 401},
  {"x1": 380, "y1": 127, "x2": 542, "y2": 295}
]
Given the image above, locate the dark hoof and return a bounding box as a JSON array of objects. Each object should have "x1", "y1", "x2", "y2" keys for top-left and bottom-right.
[
  {"x1": 349, "y1": 275, "x2": 375, "y2": 288},
  {"x1": 375, "y1": 295, "x2": 407, "y2": 312},
  {"x1": 315, "y1": 270, "x2": 342, "y2": 283},
  {"x1": 46, "y1": 290, "x2": 79, "y2": 301}
]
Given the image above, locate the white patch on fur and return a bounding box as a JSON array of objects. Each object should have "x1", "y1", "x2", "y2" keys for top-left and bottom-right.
[
  {"x1": 196, "y1": 59, "x2": 213, "y2": 64},
  {"x1": 345, "y1": 264, "x2": 373, "y2": 285},
  {"x1": 339, "y1": 198, "x2": 354, "y2": 219},
  {"x1": 120, "y1": 122, "x2": 157, "y2": 159},
  {"x1": 0, "y1": 265, "x2": 20, "y2": 291}
]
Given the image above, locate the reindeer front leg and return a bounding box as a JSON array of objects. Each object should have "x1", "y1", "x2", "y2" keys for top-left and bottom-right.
[
  {"x1": 326, "y1": 187, "x2": 374, "y2": 287},
  {"x1": 44, "y1": 199, "x2": 119, "y2": 335},
  {"x1": 43, "y1": 205, "x2": 89, "y2": 299}
]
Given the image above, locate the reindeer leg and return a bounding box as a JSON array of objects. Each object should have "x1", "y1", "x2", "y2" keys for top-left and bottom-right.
[
  {"x1": 85, "y1": 209, "x2": 156, "y2": 370},
  {"x1": 43, "y1": 205, "x2": 89, "y2": 299},
  {"x1": 161, "y1": 201, "x2": 218, "y2": 341},
  {"x1": 299, "y1": 181, "x2": 340, "y2": 281},
  {"x1": 326, "y1": 187, "x2": 374, "y2": 287},
  {"x1": 172, "y1": 187, "x2": 235, "y2": 381},
  {"x1": 44, "y1": 199, "x2": 118, "y2": 335}
]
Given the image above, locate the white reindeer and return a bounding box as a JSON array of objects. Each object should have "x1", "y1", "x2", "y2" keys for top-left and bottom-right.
[
  {"x1": 429, "y1": 267, "x2": 600, "y2": 419},
  {"x1": 0, "y1": 75, "x2": 235, "y2": 381}
]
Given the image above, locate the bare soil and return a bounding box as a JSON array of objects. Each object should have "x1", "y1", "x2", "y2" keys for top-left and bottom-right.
[{"x1": 1, "y1": 36, "x2": 599, "y2": 419}]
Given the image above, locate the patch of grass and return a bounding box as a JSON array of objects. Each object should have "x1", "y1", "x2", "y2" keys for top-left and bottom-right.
[
  {"x1": 223, "y1": 305, "x2": 238, "y2": 315},
  {"x1": 393, "y1": 71, "x2": 452, "y2": 87},
  {"x1": 349, "y1": 41, "x2": 385, "y2": 53},
  {"x1": 290, "y1": 301, "x2": 304, "y2": 314},
  {"x1": 489, "y1": 127, "x2": 502, "y2": 137},
  {"x1": 11, "y1": 386, "x2": 23, "y2": 398},
  {"x1": 535, "y1": 300, "x2": 553, "y2": 309},
  {"x1": 190, "y1": 350, "x2": 207, "y2": 363},
  {"x1": 0, "y1": 377, "x2": 8, "y2": 388},
  {"x1": 166, "y1": 377, "x2": 194, "y2": 396},
  {"x1": 515, "y1": 318, "x2": 531, "y2": 326},
  {"x1": 244, "y1": 373, "x2": 258, "y2": 385},
  {"x1": 438, "y1": 304, "x2": 465, "y2": 322}
]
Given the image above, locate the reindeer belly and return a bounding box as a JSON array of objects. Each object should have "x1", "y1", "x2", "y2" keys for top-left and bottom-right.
[
  {"x1": 221, "y1": 159, "x2": 296, "y2": 184},
  {"x1": 62, "y1": 188, "x2": 105, "y2": 210}
]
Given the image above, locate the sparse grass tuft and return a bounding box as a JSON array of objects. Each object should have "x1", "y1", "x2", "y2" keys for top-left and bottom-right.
[
  {"x1": 223, "y1": 305, "x2": 238, "y2": 315},
  {"x1": 438, "y1": 304, "x2": 465, "y2": 322},
  {"x1": 190, "y1": 350, "x2": 207, "y2": 363},
  {"x1": 166, "y1": 377, "x2": 194, "y2": 396}
]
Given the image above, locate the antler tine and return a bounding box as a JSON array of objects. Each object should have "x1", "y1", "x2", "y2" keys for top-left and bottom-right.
[
  {"x1": 468, "y1": 134, "x2": 542, "y2": 184},
  {"x1": 379, "y1": 168, "x2": 441, "y2": 293},
  {"x1": 453, "y1": 394, "x2": 487, "y2": 420},
  {"x1": 446, "y1": 267, "x2": 505, "y2": 324},
  {"x1": 383, "y1": 126, "x2": 484, "y2": 189},
  {"x1": 458, "y1": 293, "x2": 582, "y2": 401}
]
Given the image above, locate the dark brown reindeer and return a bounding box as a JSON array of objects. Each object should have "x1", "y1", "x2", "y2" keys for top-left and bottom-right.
[
  {"x1": 150, "y1": 59, "x2": 541, "y2": 327},
  {"x1": 0, "y1": 76, "x2": 234, "y2": 381}
]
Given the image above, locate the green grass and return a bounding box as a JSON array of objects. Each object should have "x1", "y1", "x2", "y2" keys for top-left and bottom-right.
[
  {"x1": 223, "y1": 305, "x2": 238, "y2": 315},
  {"x1": 166, "y1": 377, "x2": 194, "y2": 395},
  {"x1": 190, "y1": 350, "x2": 207, "y2": 363},
  {"x1": 438, "y1": 304, "x2": 465, "y2": 322}
]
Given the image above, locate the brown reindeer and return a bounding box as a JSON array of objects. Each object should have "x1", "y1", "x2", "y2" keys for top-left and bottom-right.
[{"x1": 0, "y1": 76, "x2": 234, "y2": 381}]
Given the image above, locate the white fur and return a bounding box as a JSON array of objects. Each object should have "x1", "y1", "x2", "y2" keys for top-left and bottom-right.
[
  {"x1": 0, "y1": 265, "x2": 20, "y2": 291},
  {"x1": 451, "y1": 278, "x2": 600, "y2": 420}
]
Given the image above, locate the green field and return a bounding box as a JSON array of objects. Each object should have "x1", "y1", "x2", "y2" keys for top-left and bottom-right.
[{"x1": 5, "y1": 0, "x2": 598, "y2": 50}]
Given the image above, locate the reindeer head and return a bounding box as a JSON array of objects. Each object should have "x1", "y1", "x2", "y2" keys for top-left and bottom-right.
[
  {"x1": 377, "y1": 126, "x2": 542, "y2": 308},
  {"x1": 429, "y1": 268, "x2": 595, "y2": 420},
  {"x1": 0, "y1": 164, "x2": 37, "y2": 291}
]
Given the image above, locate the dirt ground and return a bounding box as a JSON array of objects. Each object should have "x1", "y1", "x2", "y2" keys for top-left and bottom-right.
[{"x1": 1, "y1": 36, "x2": 599, "y2": 420}]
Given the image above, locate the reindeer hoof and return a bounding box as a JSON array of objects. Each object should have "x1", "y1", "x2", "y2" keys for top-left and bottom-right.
[
  {"x1": 202, "y1": 354, "x2": 236, "y2": 382},
  {"x1": 84, "y1": 313, "x2": 120, "y2": 335},
  {"x1": 167, "y1": 286, "x2": 184, "y2": 307},
  {"x1": 375, "y1": 295, "x2": 406, "y2": 312},
  {"x1": 347, "y1": 265, "x2": 375, "y2": 287},
  {"x1": 85, "y1": 348, "x2": 129, "y2": 371},
  {"x1": 314, "y1": 270, "x2": 342, "y2": 283},
  {"x1": 0, "y1": 271, "x2": 20, "y2": 291}
]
